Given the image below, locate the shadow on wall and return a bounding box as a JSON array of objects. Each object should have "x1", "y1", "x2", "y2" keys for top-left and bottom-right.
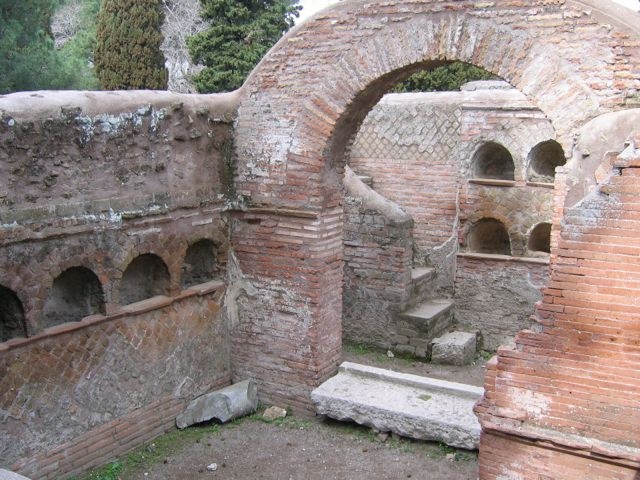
[
  {"x1": 467, "y1": 218, "x2": 512, "y2": 255},
  {"x1": 0, "y1": 285, "x2": 27, "y2": 342},
  {"x1": 473, "y1": 142, "x2": 515, "y2": 181},
  {"x1": 528, "y1": 223, "x2": 552, "y2": 254},
  {"x1": 120, "y1": 254, "x2": 171, "y2": 305},
  {"x1": 527, "y1": 140, "x2": 566, "y2": 184},
  {"x1": 42, "y1": 267, "x2": 106, "y2": 329},
  {"x1": 181, "y1": 239, "x2": 220, "y2": 289}
]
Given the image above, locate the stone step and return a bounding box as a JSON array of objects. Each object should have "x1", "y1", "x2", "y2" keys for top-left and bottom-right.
[
  {"x1": 409, "y1": 267, "x2": 436, "y2": 306},
  {"x1": 431, "y1": 331, "x2": 478, "y2": 366},
  {"x1": 397, "y1": 299, "x2": 453, "y2": 345},
  {"x1": 411, "y1": 267, "x2": 436, "y2": 283},
  {"x1": 311, "y1": 362, "x2": 483, "y2": 449}
]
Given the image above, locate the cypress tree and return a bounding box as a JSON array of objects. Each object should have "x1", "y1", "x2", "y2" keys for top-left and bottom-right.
[
  {"x1": 188, "y1": 0, "x2": 300, "y2": 93},
  {"x1": 94, "y1": 0, "x2": 168, "y2": 90}
]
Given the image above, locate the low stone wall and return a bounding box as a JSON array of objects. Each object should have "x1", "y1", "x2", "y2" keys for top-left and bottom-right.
[
  {"x1": 342, "y1": 194, "x2": 413, "y2": 349},
  {"x1": 454, "y1": 254, "x2": 550, "y2": 350},
  {"x1": 1, "y1": 282, "x2": 230, "y2": 479}
]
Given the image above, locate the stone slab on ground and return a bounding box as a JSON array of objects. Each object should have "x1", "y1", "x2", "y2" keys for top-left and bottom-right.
[
  {"x1": 0, "y1": 470, "x2": 31, "y2": 480},
  {"x1": 431, "y1": 332, "x2": 476, "y2": 366},
  {"x1": 311, "y1": 362, "x2": 483, "y2": 450},
  {"x1": 176, "y1": 379, "x2": 258, "y2": 429}
]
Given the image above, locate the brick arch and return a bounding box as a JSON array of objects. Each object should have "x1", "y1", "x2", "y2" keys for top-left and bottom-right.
[
  {"x1": 230, "y1": 0, "x2": 640, "y2": 449},
  {"x1": 236, "y1": 0, "x2": 639, "y2": 210}
]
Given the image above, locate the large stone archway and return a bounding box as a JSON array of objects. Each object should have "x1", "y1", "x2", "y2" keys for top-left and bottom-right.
[{"x1": 230, "y1": 0, "x2": 640, "y2": 476}]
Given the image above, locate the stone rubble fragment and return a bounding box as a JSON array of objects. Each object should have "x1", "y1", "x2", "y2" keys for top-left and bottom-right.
[
  {"x1": 262, "y1": 406, "x2": 287, "y2": 422},
  {"x1": 176, "y1": 379, "x2": 258, "y2": 429}
]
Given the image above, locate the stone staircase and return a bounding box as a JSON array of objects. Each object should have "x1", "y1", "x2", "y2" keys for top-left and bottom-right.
[
  {"x1": 350, "y1": 169, "x2": 474, "y2": 363},
  {"x1": 311, "y1": 362, "x2": 483, "y2": 449}
]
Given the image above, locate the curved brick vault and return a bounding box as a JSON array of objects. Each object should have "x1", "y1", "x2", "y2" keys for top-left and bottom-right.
[{"x1": 231, "y1": 1, "x2": 640, "y2": 478}]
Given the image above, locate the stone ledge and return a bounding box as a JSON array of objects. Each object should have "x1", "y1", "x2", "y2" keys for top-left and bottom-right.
[
  {"x1": 467, "y1": 178, "x2": 516, "y2": 187},
  {"x1": 0, "y1": 281, "x2": 226, "y2": 353},
  {"x1": 457, "y1": 252, "x2": 550, "y2": 265},
  {"x1": 526, "y1": 181, "x2": 555, "y2": 189}
]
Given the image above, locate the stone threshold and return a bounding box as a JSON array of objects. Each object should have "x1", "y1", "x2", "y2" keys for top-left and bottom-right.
[
  {"x1": 311, "y1": 361, "x2": 483, "y2": 450},
  {"x1": 457, "y1": 252, "x2": 550, "y2": 265}
]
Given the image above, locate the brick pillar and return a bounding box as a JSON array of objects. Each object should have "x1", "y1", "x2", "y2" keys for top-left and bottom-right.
[{"x1": 229, "y1": 207, "x2": 343, "y2": 411}]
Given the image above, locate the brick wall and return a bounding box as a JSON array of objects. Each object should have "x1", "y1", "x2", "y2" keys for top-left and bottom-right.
[
  {"x1": 1, "y1": 283, "x2": 230, "y2": 479},
  {"x1": 455, "y1": 255, "x2": 549, "y2": 350},
  {"x1": 0, "y1": 91, "x2": 236, "y2": 478},
  {"x1": 342, "y1": 172, "x2": 414, "y2": 348},
  {"x1": 476, "y1": 136, "x2": 640, "y2": 478},
  {"x1": 233, "y1": 1, "x2": 640, "y2": 477},
  {"x1": 346, "y1": 87, "x2": 556, "y2": 347},
  {"x1": 229, "y1": 208, "x2": 343, "y2": 411}
]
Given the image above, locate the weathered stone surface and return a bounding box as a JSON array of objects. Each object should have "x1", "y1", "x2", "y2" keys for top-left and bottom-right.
[
  {"x1": 431, "y1": 332, "x2": 477, "y2": 366},
  {"x1": 262, "y1": 406, "x2": 287, "y2": 422},
  {"x1": 311, "y1": 362, "x2": 483, "y2": 450},
  {"x1": 0, "y1": 470, "x2": 31, "y2": 480},
  {"x1": 176, "y1": 379, "x2": 258, "y2": 429}
]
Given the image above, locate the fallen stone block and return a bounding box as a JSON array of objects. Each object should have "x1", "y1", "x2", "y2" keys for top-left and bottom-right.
[
  {"x1": 431, "y1": 331, "x2": 476, "y2": 366},
  {"x1": 311, "y1": 362, "x2": 483, "y2": 449},
  {"x1": 176, "y1": 379, "x2": 258, "y2": 429}
]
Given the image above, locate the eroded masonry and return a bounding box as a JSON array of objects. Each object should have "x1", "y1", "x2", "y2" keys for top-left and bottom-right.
[{"x1": 1, "y1": 1, "x2": 640, "y2": 479}]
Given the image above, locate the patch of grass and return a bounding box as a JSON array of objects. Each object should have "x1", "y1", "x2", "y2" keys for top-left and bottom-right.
[
  {"x1": 418, "y1": 394, "x2": 432, "y2": 401},
  {"x1": 75, "y1": 461, "x2": 122, "y2": 480},
  {"x1": 72, "y1": 422, "x2": 222, "y2": 480},
  {"x1": 479, "y1": 350, "x2": 494, "y2": 361},
  {"x1": 453, "y1": 451, "x2": 477, "y2": 462},
  {"x1": 343, "y1": 341, "x2": 377, "y2": 355}
]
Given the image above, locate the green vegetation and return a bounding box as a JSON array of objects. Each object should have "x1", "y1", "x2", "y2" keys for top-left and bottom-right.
[
  {"x1": 94, "y1": 0, "x2": 168, "y2": 89},
  {"x1": 56, "y1": 0, "x2": 101, "y2": 90},
  {"x1": 394, "y1": 61, "x2": 497, "y2": 93},
  {"x1": 187, "y1": 0, "x2": 301, "y2": 92},
  {"x1": 479, "y1": 349, "x2": 494, "y2": 361},
  {"x1": 1, "y1": 0, "x2": 70, "y2": 93}
]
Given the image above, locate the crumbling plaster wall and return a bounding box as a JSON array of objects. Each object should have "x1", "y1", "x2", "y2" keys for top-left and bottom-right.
[{"x1": 0, "y1": 90, "x2": 237, "y2": 478}]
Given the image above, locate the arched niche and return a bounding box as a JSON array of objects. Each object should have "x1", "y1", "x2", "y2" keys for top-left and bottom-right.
[
  {"x1": 467, "y1": 218, "x2": 512, "y2": 256},
  {"x1": 527, "y1": 140, "x2": 566, "y2": 183},
  {"x1": 0, "y1": 285, "x2": 27, "y2": 342},
  {"x1": 472, "y1": 142, "x2": 515, "y2": 181},
  {"x1": 528, "y1": 222, "x2": 552, "y2": 254},
  {"x1": 43, "y1": 267, "x2": 106, "y2": 328},
  {"x1": 181, "y1": 239, "x2": 219, "y2": 289},
  {"x1": 120, "y1": 254, "x2": 170, "y2": 305}
]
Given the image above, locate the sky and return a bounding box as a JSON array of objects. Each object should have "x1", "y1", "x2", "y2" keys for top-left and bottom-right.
[{"x1": 297, "y1": 0, "x2": 639, "y2": 24}]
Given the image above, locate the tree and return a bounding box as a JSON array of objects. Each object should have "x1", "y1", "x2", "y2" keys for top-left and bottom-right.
[
  {"x1": 94, "y1": 0, "x2": 168, "y2": 90},
  {"x1": 187, "y1": 0, "x2": 300, "y2": 93},
  {"x1": 393, "y1": 62, "x2": 497, "y2": 93},
  {"x1": 53, "y1": 0, "x2": 102, "y2": 90},
  {"x1": 0, "y1": 0, "x2": 76, "y2": 93}
]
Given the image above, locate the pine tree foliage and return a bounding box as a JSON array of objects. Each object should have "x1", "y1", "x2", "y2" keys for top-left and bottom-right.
[
  {"x1": 0, "y1": 0, "x2": 77, "y2": 93},
  {"x1": 188, "y1": 0, "x2": 300, "y2": 93},
  {"x1": 94, "y1": 0, "x2": 168, "y2": 90},
  {"x1": 394, "y1": 62, "x2": 497, "y2": 93}
]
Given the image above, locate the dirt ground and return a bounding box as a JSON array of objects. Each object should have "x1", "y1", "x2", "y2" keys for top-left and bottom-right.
[
  {"x1": 85, "y1": 348, "x2": 485, "y2": 480},
  {"x1": 127, "y1": 416, "x2": 478, "y2": 480}
]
